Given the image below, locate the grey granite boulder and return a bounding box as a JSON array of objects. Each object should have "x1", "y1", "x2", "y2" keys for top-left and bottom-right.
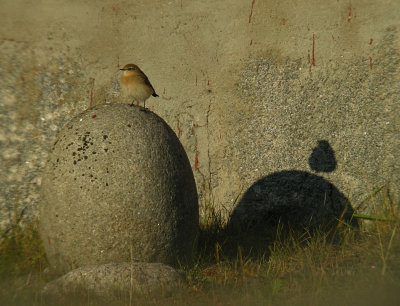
[
  {"x1": 42, "y1": 262, "x2": 184, "y2": 300},
  {"x1": 40, "y1": 104, "x2": 198, "y2": 274}
]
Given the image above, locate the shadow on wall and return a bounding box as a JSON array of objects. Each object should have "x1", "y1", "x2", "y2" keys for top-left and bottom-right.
[
  {"x1": 308, "y1": 140, "x2": 337, "y2": 173},
  {"x1": 226, "y1": 140, "x2": 358, "y2": 253}
]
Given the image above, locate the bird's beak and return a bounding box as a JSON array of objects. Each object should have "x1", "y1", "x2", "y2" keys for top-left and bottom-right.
[{"x1": 120, "y1": 68, "x2": 125, "y2": 71}]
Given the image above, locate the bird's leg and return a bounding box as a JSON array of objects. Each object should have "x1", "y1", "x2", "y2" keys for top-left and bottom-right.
[{"x1": 140, "y1": 100, "x2": 149, "y2": 112}]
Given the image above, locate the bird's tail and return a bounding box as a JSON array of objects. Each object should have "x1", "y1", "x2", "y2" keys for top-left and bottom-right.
[{"x1": 152, "y1": 93, "x2": 159, "y2": 97}]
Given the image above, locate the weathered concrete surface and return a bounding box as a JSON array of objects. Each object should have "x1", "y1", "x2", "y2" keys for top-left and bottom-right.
[
  {"x1": 40, "y1": 104, "x2": 198, "y2": 273},
  {"x1": 0, "y1": 0, "x2": 399, "y2": 231},
  {"x1": 42, "y1": 262, "x2": 184, "y2": 301}
]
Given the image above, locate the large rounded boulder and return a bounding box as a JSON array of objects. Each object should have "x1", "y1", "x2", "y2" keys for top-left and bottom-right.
[{"x1": 40, "y1": 104, "x2": 198, "y2": 274}]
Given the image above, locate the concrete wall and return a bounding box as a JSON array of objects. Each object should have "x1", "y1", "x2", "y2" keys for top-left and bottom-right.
[{"x1": 1, "y1": 0, "x2": 399, "y2": 230}]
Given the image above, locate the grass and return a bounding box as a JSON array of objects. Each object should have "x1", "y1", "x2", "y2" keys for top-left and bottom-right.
[
  {"x1": 0, "y1": 219, "x2": 46, "y2": 279},
  {"x1": 0, "y1": 187, "x2": 399, "y2": 305}
]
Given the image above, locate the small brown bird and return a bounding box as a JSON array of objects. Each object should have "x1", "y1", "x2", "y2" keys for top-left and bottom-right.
[{"x1": 120, "y1": 64, "x2": 159, "y2": 109}]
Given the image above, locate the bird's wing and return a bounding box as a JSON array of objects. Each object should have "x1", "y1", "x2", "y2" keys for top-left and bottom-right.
[{"x1": 139, "y1": 74, "x2": 158, "y2": 96}]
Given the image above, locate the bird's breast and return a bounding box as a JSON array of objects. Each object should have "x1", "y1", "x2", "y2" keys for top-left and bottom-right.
[{"x1": 121, "y1": 75, "x2": 153, "y2": 101}]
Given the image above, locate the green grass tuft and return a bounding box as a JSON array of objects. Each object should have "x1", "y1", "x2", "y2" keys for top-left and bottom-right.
[{"x1": 0, "y1": 219, "x2": 47, "y2": 279}]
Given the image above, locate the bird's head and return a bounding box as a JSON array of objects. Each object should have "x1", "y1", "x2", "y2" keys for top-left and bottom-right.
[{"x1": 120, "y1": 64, "x2": 140, "y2": 71}]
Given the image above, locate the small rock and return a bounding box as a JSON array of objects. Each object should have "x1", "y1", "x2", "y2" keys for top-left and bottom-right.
[{"x1": 42, "y1": 262, "x2": 185, "y2": 301}]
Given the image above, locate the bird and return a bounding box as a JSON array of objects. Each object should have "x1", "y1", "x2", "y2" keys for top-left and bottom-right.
[{"x1": 120, "y1": 64, "x2": 159, "y2": 109}]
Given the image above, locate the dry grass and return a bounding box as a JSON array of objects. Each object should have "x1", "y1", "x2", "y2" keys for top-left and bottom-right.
[
  {"x1": 0, "y1": 219, "x2": 46, "y2": 278},
  {"x1": 1, "y1": 187, "x2": 399, "y2": 305}
]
